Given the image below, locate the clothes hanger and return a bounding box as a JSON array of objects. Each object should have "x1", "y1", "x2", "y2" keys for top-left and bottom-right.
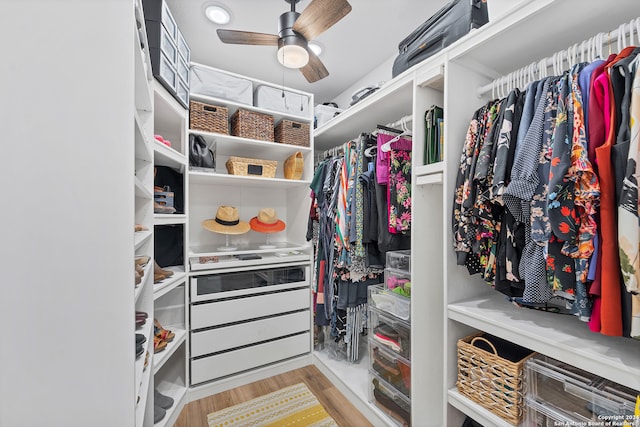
[{"x1": 380, "y1": 130, "x2": 412, "y2": 153}]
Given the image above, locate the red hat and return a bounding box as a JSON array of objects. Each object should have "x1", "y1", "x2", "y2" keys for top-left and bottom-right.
[{"x1": 250, "y1": 208, "x2": 286, "y2": 233}]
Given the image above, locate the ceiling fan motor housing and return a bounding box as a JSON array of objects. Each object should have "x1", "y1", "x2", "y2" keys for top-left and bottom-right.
[{"x1": 278, "y1": 11, "x2": 303, "y2": 39}]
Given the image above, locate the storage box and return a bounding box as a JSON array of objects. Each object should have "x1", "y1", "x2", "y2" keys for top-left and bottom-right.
[
  {"x1": 231, "y1": 109, "x2": 274, "y2": 142},
  {"x1": 154, "y1": 190, "x2": 174, "y2": 209},
  {"x1": 254, "y1": 85, "x2": 310, "y2": 118},
  {"x1": 314, "y1": 104, "x2": 343, "y2": 128},
  {"x1": 190, "y1": 64, "x2": 253, "y2": 105},
  {"x1": 142, "y1": 0, "x2": 178, "y2": 40},
  {"x1": 369, "y1": 284, "x2": 410, "y2": 321},
  {"x1": 369, "y1": 305, "x2": 410, "y2": 359},
  {"x1": 150, "y1": 47, "x2": 177, "y2": 92},
  {"x1": 274, "y1": 120, "x2": 310, "y2": 147},
  {"x1": 457, "y1": 332, "x2": 536, "y2": 425},
  {"x1": 145, "y1": 20, "x2": 178, "y2": 63},
  {"x1": 189, "y1": 101, "x2": 229, "y2": 134},
  {"x1": 369, "y1": 338, "x2": 411, "y2": 398},
  {"x1": 225, "y1": 156, "x2": 277, "y2": 178},
  {"x1": 386, "y1": 250, "x2": 411, "y2": 273},
  {"x1": 524, "y1": 398, "x2": 576, "y2": 427},
  {"x1": 384, "y1": 268, "x2": 411, "y2": 298},
  {"x1": 524, "y1": 355, "x2": 639, "y2": 424},
  {"x1": 369, "y1": 371, "x2": 411, "y2": 427},
  {"x1": 177, "y1": 31, "x2": 190, "y2": 62}
]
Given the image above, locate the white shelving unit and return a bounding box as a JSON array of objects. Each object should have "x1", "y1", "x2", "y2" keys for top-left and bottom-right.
[
  {"x1": 313, "y1": 2, "x2": 640, "y2": 426},
  {"x1": 186, "y1": 64, "x2": 316, "y2": 393}
]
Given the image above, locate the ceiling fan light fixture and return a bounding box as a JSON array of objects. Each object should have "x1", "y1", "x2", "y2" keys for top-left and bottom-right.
[
  {"x1": 205, "y1": 5, "x2": 231, "y2": 25},
  {"x1": 308, "y1": 42, "x2": 322, "y2": 56},
  {"x1": 277, "y1": 36, "x2": 309, "y2": 69}
]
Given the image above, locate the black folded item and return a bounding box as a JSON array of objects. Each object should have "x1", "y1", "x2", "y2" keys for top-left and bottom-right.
[{"x1": 392, "y1": 0, "x2": 489, "y2": 77}]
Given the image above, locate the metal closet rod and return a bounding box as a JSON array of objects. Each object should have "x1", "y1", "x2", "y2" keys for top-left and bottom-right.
[{"x1": 477, "y1": 17, "x2": 640, "y2": 97}]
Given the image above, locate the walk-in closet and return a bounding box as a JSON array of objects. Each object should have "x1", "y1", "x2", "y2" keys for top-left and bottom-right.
[{"x1": 2, "y1": 1, "x2": 639, "y2": 426}]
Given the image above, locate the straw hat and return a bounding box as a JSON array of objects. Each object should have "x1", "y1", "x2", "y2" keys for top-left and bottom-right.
[
  {"x1": 202, "y1": 206, "x2": 250, "y2": 235},
  {"x1": 249, "y1": 208, "x2": 286, "y2": 233}
]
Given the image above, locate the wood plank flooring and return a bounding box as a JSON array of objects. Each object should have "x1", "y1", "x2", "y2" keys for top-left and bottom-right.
[{"x1": 174, "y1": 365, "x2": 373, "y2": 427}]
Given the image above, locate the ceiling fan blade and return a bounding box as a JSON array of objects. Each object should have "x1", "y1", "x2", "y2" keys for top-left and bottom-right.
[
  {"x1": 301, "y1": 47, "x2": 329, "y2": 83},
  {"x1": 293, "y1": 0, "x2": 352, "y2": 41},
  {"x1": 217, "y1": 29, "x2": 279, "y2": 46}
]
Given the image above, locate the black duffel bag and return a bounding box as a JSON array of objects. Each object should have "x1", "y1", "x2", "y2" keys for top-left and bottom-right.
[{"x1": 392, "y1": 0, "x2": 489, "y2": 78}]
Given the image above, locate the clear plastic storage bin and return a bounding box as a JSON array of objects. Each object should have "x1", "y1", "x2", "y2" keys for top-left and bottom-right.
[
  {"x1": 369, "y1": 284, "x2": 410, "y2": 321},
  {"x1": 369, "y1": 370, "x2": 411, "y2": 427},
  {"x1": 386, "y1": 250, "x2": 411, "y2": 273},
  {"x1": 369, "y1": 338, "x2": 411, "y2": 398},
  {"x1": 368, "y1": 304, "x2": 410, "y2": 360},
  {"x1": 525, "y1": 355, "x2": 639, "y2": 425},
  {"x1": 384, "y1": 268, "x2": 411, "y2": 298}
]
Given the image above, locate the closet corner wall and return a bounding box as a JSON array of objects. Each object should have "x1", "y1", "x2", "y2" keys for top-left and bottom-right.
[{"x1": 313, "y1": 1, "x2": 640, "y2": 426}]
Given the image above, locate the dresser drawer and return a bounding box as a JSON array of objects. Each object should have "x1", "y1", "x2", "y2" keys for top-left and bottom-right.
[
  {"x1": 190, "y1": 332, "x2": 310, "y2": 385},
  {"x1": 191, "y1": 287, "x2": 310, "y2": 329},
  {"x1": 191, "y1": 310, "x2": 310, "y2": 357}
]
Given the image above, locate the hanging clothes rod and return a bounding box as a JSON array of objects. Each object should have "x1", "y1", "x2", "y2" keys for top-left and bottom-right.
[
  {"x1": 385, "y1": 114, "x2": 413, "y2": 130},
  {"x1": 477, "y1": 17, "x2": 640, "y2": 97}
]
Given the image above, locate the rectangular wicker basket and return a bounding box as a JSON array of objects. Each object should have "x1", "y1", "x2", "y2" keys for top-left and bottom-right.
[
  {"x1": 274, "y1": 119, "x2": 310, "y2": 147},
  {"x1": 230, "y1": 109, "x2": 274, "y2": 141},
  {"x1": 456, "y1": 332, "x2": 536, "y2": 425},
  {"x1": 189, "y1": 100, "x2": 229, "y2": 134},
  {"x1": 225, "y1": 156, "x2": 277, "y2": 178}
]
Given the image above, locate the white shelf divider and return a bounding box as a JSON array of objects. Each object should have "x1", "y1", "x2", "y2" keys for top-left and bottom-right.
[
  {"x1": 154, "y1": 214, "x2": 187, "y2": 225},
  {"x1": 134, "y1": 230, "x2": 152, "y2": 250},
  {"x1": 153, "y1": 267, "x2": 187, "y2": 300},
  {"x1": 154, "y1": 141, "x2": 187, "y2": 170}
]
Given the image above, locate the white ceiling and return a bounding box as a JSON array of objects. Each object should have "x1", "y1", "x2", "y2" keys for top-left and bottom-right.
[{"x1": 165, "y1": 0, "x2": 451, "y2": 103}]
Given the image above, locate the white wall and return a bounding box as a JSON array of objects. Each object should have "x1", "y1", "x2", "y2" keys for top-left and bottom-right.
[{"x1": 0, "y1": 1, "x2": 135, "y2": 426}]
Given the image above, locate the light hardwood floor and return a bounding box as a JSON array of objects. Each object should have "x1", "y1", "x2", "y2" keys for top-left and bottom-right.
[{"x1": 174, "y1": 365, "x2": 373, "y2": 427}]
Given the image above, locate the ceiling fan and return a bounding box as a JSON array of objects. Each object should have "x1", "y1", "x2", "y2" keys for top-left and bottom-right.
[{"x1": 216, "y1": 0, "x2": 352, "y2": 83}]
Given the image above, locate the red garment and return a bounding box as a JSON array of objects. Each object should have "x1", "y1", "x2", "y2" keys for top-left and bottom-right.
[{"x1": 594, "y1": 47, "x2": 636, "y2": 336}]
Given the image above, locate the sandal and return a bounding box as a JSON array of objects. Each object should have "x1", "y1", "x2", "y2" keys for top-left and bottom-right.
[
  {"x1": 154, "y1": 336, "x2": 167, "y2": 353},
  {"x1": 154, "y1": 319, "x2": 175, "y2": 342}
]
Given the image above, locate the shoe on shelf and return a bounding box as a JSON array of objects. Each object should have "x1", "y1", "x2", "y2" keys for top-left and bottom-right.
[
  {"x1": 154, "y1": 272, "x2": 166, "y2": 283},
  {"x1": 135, "y1": 255, "x2": 150, "y2": 268},
  {"x1": 154, "y1": 260, "x2": 174, "y2": 278},
  {"x1": 136, "y1": 342, "x2": 144, "y2": 358},
  {"x1": 154, "y1": 389, "x2": 174, "y2": 409},
  {"x1": 135, "y1": 333, "x2": 146, "y2": 345},
  {"x1": 135, "y1": 317, "x2": 146, "y2": 328},
  {"x1": 154, "y1": 319, "x2": 175, "y2": 343},
  {"x1": 136, "y1": 311, "x2": 148, "y2": 319},
  {"x1": 154, "y1": 404, "x2": 167, "y2": 424},
  {"x1": 154, "y1": 335, "x2": 167, "y2": 354},
  {"x1": 154, "y1": 201, "x2": 176, "y2": 214},
  {"x1": 134, "y1": 224, "x2": 148, "y2": 232}
]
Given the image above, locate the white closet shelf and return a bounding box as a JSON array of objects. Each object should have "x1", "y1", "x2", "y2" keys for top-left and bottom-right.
[
  {"x1": 135, "y1": 358, "x2": 152, "y2": 427},
  {"x1": 313, "y1": 74, "x2": 414, "y2": 151},
  {"x1": 190, "y1": 241, "x2": 310, "y2": 258},
  {"x1": 135, "y1": 176, "x2": 153, "y2": 200},
  {"x1": 189, "y1": 92, "x2": 313, "y2": 125},
  {"x1": 153, "y1": 267, "x2": 186, "y2": 300},
  {"x1": 188, "y1": 170, "x2": 311, "y2": 188},
  {"x1": 153, "y1": 329, "x2": 187, "y2": 375},
  {"x1": 447, "y1": 388, "x2": 514, "y2": 427},
  {"x1": 134, "y1": 40, "x2": 152, "y2": 113},
  {"x1": 188, "y1": 128, "x2": 312, "y2": 158},
  {"x1": 134, "y1": 111, "x2": 152, "y2": 162},
  {"x1": 190, "y1": 253, "x2": 311, "y2": 272},
  {"x1": 154, "y1": 141, "x2": 187, "y2": 169},
  {"x1": 134, "y1": 230, "x2": 152, "y2": 250},
  {"x1": 448, "y1": 295, "x2": 640, "y2": 390},
  {"x1": 154, "y1": 214, "x2": 187, "y2": 225},
  {"x1": 154, "y1": 81, "x2": 188, "y2": 120}
]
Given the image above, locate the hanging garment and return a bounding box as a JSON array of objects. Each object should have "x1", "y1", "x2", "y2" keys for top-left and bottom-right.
[{"x1": 387, "y1": 137, "x2": 412, "y2": 234}]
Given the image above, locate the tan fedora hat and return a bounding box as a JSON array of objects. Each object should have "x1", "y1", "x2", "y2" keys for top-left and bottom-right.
[
  {"x1": 202, "y1": 206, "x2": 250, "y2": 235},
  {"x1": 249, "y1": 208, "x2": 286, "y2": 233}
]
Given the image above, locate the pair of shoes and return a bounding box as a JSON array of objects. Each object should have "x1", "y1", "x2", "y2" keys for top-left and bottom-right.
[
  {"x1": 135, "y1": 256, "x2": 150, "y2": 287},
  {"x1": 135, "y1": 255, "x2": 150, "y2": 268},
  {"x1": 135, "y1": 334, "x2": 146, "y2": 358},
  {"x1": 154, "y1": 319, "x2": 175, "y2": 343},
  {"x1": 134, "y1": 224, "x2": 148, "y2": 232},
  {"x1": 155, "y1": 389, "x2": 174, "y2": 409},
  {"x1": 153, "y1": 260, "x2": 174, "y2": 283},
  {"x1": 154, "y1": 404, "x2": 166, "y2": 423},
  {"x1": 154, "y1": 201, "x2": 176, "y2": 214},
  {"x1": 154, "y1": 135, "x2": 171, "y2": 147}
]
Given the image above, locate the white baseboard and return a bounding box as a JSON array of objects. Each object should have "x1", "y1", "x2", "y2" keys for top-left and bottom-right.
[{"x1": 186, "y1": 354, "x2": 313, "y2": 402}]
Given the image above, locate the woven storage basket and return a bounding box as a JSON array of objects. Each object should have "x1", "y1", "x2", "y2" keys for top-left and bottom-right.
[
  {"x1": 230, "y1": 109, "x2": 274, "y2": 141},
  {"x1": 275, "y1": 119, "x2": 310, "y2": 147},
  {"x1": 225, "y1": 156, "x2": 277, "y2": 178},
  {"x1": 189, "y1": 100, "x2": 229, "y2": 134},
  {"x1": 456, "y1": 332, "x2": 536, "y2": 425}
]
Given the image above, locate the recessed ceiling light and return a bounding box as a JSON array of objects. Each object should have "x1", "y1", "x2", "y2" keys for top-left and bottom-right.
[
  {"x1": 205, "y1": 5, "x2": 231, "y2": 25},
  {"x1": 308, "y1": 42, "x2": 322, "y2": 56}
]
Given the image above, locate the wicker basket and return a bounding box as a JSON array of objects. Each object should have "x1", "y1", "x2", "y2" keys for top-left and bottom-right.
[
  {"x1": 225, "y1": 156, "x2": 277, "y2": 178},
  {"x1": 275, "y1": 119, "x2": 310, "y2": 147},
  {"x1": 230, "y1": 109, "x2": 274, "y2": 141},
  {"x1": 189, "y1": 100, "x2": 229, "y2": 134},
  {"x1": 456, "y1": 332, "x2": 536, "y2": 425}
]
